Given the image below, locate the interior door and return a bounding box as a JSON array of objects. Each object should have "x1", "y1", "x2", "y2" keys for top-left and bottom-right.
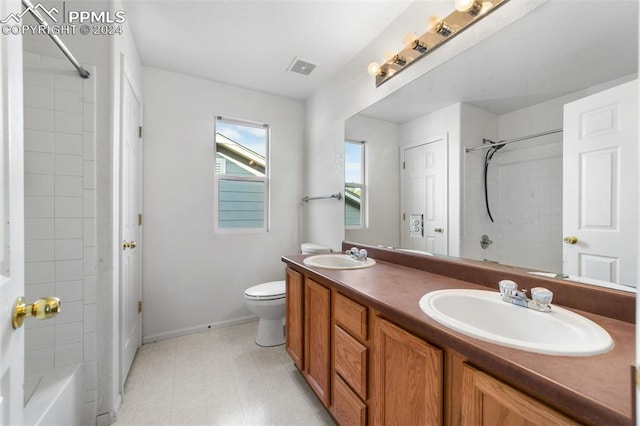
[
  {"x1": 563, "y1": 79, "x2": 638, "y2": 285},
  {"x1": 401, "y1": 137, "x2": 448, "y2": 255},
  {"x1": 120, "y1": 66, "x2": 143, "y2": 385},
  {"x1": 0, "y1": 1, "x2": 25, "y2": 422}
]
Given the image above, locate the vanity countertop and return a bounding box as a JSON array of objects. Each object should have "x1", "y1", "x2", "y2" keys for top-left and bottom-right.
[{"x1": 282, "y1": 253, "x2": 635, "y2": 426}]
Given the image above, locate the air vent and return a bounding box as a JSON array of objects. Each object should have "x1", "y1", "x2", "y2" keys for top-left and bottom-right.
[{"x1": 287, "y1": 57, "x2": 318, "y2": 76}]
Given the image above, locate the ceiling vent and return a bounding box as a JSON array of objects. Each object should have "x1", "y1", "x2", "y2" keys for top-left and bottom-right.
[{"x1": 287, "y1": 57, "x2": 318, "y2": 76}]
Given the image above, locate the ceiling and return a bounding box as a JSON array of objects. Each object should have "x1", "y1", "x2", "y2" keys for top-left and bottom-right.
[
  {"x1": 122, "y1": 0, "x2": 412, "y2": 101},
  {"x1": 359, "y1": 1, "x2": 639, "y2": 123}
]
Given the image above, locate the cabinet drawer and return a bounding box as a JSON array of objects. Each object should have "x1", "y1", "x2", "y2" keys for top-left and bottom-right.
[
  {"x1": 335, "y1": 293, "x2": 368, "y2": 341},
  {"x1": 335, "y1": 325, "x2": 368, "y2": 399},
  {"x1": 333, "y1": 375, "x2": 367, "y2": 426}
]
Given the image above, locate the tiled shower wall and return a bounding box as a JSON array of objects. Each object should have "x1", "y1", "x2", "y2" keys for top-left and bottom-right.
[
  {"x1": 23, "y1": 52, "x2": 97, "y2": 423},
  {"x1": 494, "y1": 140, "x2": 563, "y2": 272}
]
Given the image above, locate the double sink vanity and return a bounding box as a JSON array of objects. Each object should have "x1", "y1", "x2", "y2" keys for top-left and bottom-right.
[{"x1": 281, "y1": 242, "x2": 635, "y2": 425}]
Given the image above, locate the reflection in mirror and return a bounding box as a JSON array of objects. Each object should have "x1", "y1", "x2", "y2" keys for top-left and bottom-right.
[{"x1": 345, "y1": 1, "x2": 638, "y2": 291}]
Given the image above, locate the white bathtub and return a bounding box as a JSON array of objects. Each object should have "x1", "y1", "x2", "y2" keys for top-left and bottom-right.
[{"x1": 24, "y1": 364, "x2": 83, "y2": 426}]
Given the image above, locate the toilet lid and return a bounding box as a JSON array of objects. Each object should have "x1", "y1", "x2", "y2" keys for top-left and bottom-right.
[{"x1": 245, "y1": 280, "x2": 286, "y2": 300}]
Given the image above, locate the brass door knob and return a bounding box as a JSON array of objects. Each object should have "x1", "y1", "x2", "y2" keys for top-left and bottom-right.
[
  {"x1": 12, "y1": 296, "x2": 61, "y2": 329},
  {"x1": 122, "y1": 240, "x2": 137, "y2": 250},
  {"x1": 563, "y1": 236, "x2": 578, "y2": 245}
]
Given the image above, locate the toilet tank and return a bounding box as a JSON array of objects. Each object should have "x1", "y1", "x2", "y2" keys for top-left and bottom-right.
[{"x1": 301, "y1": 243, "x2": 331, "y2": 255}]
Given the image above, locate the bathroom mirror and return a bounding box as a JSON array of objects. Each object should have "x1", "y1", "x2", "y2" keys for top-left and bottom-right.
[{"x1": 344, "y1": 1, "x2": 639, "y2": 290}]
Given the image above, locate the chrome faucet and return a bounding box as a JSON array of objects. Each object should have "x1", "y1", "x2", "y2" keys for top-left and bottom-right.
[
  {"x1": 499, "y1": 280, "x2": 553, "y2": 313},
  {"x1": 346, "y1": 247, "x2": 368, "y2": 261}
]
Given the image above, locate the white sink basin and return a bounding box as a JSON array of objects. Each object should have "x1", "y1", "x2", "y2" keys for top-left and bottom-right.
[
  {"x1": 419, "y1": 289, "x2": 613, "y2": 356},
  {"x1": 303, "y1": 254, "x2": 376, "y2": 270}
]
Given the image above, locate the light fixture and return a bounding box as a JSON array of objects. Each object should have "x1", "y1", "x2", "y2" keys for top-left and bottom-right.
[{"x1": 367, "y1": 0, "x2": 509, "y2": 86}]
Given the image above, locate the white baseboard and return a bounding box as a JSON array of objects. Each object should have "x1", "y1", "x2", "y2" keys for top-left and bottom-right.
[{"x1": 142, "y1": 315, "x2": 258, "y2": 344}]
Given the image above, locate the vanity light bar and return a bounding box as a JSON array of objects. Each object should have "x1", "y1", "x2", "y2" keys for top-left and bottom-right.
[{"x1": 368, "y1": 0, "x2": 509, "y2": 86}]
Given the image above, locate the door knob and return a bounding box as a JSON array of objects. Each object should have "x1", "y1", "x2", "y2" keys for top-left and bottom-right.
[
  {"x1": 12, "y1": 296, "x2": 61, "y2": 329},
  {"x1": 434, "y1": 227, "x2": 444, "y2": 233},
  {"x1": 122, "y1": 240, "x2": 137, "y2": 250},
  {"x1": 563, "y1": 236, "x2": 578, "y2": 245}
]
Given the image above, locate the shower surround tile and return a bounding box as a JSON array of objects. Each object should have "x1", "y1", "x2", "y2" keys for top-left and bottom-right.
[{"x1": 24, "y1": 52, "x2": 98, "y2": 423}]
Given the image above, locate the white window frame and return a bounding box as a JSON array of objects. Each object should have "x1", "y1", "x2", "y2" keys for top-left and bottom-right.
[
  {"x1": 214, "y1": 116, "x2": 270, "y2": 233},
  {"x1": 345, "y1": 139, "x2": 366, "y2": 230}
]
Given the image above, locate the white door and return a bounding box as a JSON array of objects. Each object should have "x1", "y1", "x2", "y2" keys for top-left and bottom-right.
[
  {"x1": 120, "y1": 67, "x2": 143, "y2": 385},
  {"x1": 401, "y1": 137, "x2": 448, "y2": 255},
  {"x1": 0, "y1": 0, "x2": 25, "y2": 423},
  {"x1": 563, "y1": 79, "x2": 638, "y2": 285}
]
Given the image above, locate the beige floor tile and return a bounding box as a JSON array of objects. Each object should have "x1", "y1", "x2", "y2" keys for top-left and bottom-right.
[{"x1": 115, "y1": 321, "x2": 334, "y2": 426}]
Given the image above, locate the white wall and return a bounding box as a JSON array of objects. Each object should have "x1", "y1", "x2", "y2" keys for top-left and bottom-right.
[
  {"x1": 142, "y1": 67, "x2": 304, "y2": 341},
  {"x1": 345, "y1": 115, "x2": 400, "y2": 247}
]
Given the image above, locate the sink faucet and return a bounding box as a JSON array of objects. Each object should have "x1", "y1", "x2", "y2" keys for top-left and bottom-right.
[
  {"x1": 499, "y1": 280, "x2": 552, "y2": 313},
  {"x1": 346, "y1": 247, "x2": 368, "y2": 261}
]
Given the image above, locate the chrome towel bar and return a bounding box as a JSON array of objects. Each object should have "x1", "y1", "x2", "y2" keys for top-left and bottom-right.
[{"x1": 301, "y1": 192, "x2": 342, "y2": 203}]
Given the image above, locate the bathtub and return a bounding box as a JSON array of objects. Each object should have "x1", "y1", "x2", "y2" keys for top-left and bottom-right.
[{"x1": 24, "y1": 364, "x2": 83, "y2": 426}]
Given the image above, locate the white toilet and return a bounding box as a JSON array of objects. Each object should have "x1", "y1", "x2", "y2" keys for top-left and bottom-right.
[{"x1": 244, "y1": 243, "x2": 331, "y2": 347}]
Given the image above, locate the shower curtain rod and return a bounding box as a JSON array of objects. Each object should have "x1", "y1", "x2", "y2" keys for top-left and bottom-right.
[
  {"x1": 465, "y1": 128, "x2": 563, "y2": 153},
  {"x1": 22, "y1": 0, "x2": 90, "y2": 79}
]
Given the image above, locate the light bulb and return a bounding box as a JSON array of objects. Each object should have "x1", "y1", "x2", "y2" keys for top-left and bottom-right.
[
  {"x1": 456, "y1": 0, "x2": 483, "y2": 16},
  {"x1": 383, "y1": 50, "x2": 395, "y2": 63},
  {"x1": 367, "y1": 62, "x2": 381, "y2": 76},
  {"x1": 403, "y1": 32, "x2": 417, "y2": 47},
  {"x1": 427, "y1": 15, "x2": 441, "y2": 32},
  {"x1": 455, "y1": 0, "x2": 475, "y2": 12}
]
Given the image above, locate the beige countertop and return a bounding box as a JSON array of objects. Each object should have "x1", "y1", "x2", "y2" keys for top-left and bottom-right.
[{"x1": 282, "y1": 252, "x2": 635, "y2": 426}]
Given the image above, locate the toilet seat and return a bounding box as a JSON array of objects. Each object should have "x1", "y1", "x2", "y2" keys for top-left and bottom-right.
[{"x1": 244, "y1": 280, "x2": 286, "y2": 301}]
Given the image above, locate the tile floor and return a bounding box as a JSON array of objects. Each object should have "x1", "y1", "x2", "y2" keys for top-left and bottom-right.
[{"x1": 114, "y1": 321, "x2": 335, "y2": 425}]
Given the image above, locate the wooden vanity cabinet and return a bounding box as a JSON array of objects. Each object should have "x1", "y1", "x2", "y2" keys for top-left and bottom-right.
[
  {"x1": 371, "y1": 316, "x2": 443, "y2": 426},
  {"x1": 285, "y1": 268, "x2": 304, "y2": 371},
  {"x1": 460, "y1": 364, "x2": 579, "y2": 425},
  {"x1": 285, "y1": 266, "x2": 586, "y2": 425},
  {"x1": 304, "y1": 278, "x2": 332, "y2": 407}
]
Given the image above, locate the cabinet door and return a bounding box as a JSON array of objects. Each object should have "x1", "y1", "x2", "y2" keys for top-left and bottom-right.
[
  {"x1": 461, "y1": 364, "x2": 579, "y2": 425},
  {"x1": 372, "y1": 317, "x2": 443, "y2": 426},
  {"x1": 285, "y1": 268, "x2": 304, "y2": 370},
  {"x1": 304, "y1": 278, "x2": 331, "y2": 407}
]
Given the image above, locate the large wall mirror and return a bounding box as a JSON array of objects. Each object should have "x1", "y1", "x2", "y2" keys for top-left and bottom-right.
[{"x1": 345, "y1": 1, "x2": 638, "y2": 291}]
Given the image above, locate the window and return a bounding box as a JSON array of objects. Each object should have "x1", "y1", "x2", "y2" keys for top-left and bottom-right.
[
  {"x1": 345, "y1": 140, "x2": 365, "y2": 229},
  {"x1": 214, "y1": 116, "x2": 269, "y2": 232}
]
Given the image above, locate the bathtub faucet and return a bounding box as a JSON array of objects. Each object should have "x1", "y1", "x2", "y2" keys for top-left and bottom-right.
[{"x1": 346, "y1": 247, "x2": 368, "y2": 261}]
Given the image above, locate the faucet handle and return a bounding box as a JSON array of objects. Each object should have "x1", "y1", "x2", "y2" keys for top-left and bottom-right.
[
  {"x1": 531, "y1": 287, "x2": 553, "y2": 306},
  {"x1": 499, "y1": 280, "x2": 518, "y2": 295},
  {"x1": 358, "y1": 249, "x2": 368, "y2": 260}
]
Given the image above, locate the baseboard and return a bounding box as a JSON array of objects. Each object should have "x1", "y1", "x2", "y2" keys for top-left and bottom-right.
[{"x1": 142, "y1": 315, "x2": 258, "y2": 344}]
